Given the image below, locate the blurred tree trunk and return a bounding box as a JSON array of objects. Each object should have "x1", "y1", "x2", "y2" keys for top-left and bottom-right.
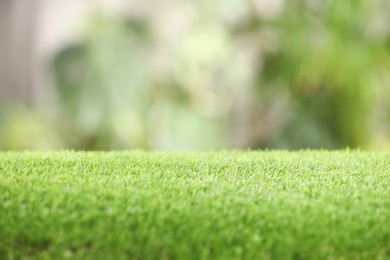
[{"x1": 0, "y1": 0, "x2": 41, "y2": 107}]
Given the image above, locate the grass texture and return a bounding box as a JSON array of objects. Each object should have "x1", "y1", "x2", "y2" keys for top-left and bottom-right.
[{"x1": 0, "y1": 151, "x2": 389, "y2": 259}]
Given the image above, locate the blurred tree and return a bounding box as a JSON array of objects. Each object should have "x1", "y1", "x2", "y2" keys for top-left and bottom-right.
[
  {"x1": 1, "y1": 0, "x2": 389, "y2": 150},
  {"x1": 52, "y1": 16, "x2": 231, "y2": 150},
  {"x1": 0, "y1": 0, "x2": 42, "y2": 107},
  {"x1": 258, "y1": 0, "x2": 390, "y2": 149}
]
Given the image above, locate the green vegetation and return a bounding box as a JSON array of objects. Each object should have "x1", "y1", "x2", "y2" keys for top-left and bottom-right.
[
  {"x1": 1, "y1": 151, "x2": 389, "y2": 259},
  {"x1": 2, "y1": 0, "x2": 390, "y2": 151}
]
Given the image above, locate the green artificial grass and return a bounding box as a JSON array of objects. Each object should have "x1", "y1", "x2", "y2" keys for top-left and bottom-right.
[{"x1": 0, "y1": 151, "x2": 389, "y2": 259}]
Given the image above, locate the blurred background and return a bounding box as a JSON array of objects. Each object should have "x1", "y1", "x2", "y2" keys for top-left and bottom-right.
[{"x1": 0, "y1": 0, "x2": 390, "y2": 151}]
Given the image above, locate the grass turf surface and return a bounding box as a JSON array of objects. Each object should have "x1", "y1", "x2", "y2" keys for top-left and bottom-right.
[{"x1": 0, "y1": 151, "x2": 389, "y2": 259}]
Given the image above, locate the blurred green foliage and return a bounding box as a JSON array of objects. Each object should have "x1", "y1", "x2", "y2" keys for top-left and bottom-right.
[
  {"x1": 260, "y1": 0, "x2": 390, "y2": 149},
  {"x1": 1, "y1": 0, "x2": 390, "y2": 150}
]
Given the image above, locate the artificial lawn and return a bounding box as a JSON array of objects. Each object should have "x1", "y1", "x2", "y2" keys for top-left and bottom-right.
[{"x1": 0, "y1": 151, "x2": 389, "y2": 259}]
